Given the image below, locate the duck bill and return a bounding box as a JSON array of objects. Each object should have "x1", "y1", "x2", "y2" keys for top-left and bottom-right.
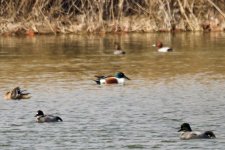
[
  {"x1": 178, "y1": 129, "x2": 182, "y2": 132},
  {"x1": 34, "y1": 114, "x2": 38, "y2": 117},
  {"x1": 124, "y1": 76, "x2": 131, "y2": 80}
]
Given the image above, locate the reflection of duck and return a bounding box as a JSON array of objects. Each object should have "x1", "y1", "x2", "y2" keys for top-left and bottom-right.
[
  {"x1": 152, "y1": 41, "x2": 173, "y2": 52},
  {"x1": 178, "y1": 123, "x2": 216, "y2": 140},
  {"x1": 94, "y1": 72, "x2": 130, "y2": 85},
  {"x1": 35, "y1": 110, "x2": 63, "y2": 123},
  {"x1": 114, "y1": 42, "x2": 126, "y2": 55},
  {"x1": 4, "y1": 87, "x2": 31, "y2": 100}
]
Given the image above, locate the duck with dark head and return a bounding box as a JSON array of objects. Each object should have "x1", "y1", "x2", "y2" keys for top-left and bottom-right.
[
  {"x1": 94, "y1": 72, "x2": 130, "y2": 85},
  {"x1": 4, "y1": 87, "x2": 31, "y2": 100},
  {"x1": 114, "y1": 42, "x2": 126, "y2": 55},
  {"x1": 178, "y1": 123, "x2": 216, "y2": 140}
]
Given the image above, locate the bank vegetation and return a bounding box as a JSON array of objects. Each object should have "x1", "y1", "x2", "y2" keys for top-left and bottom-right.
[{"x1": 0, "y1": 0, "x2": 225, "y2": 35}]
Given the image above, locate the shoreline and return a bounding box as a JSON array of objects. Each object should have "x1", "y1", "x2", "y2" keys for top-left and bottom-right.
[
  {"x1": 1, "y1": 0, "x2": 225, "y2": 36},
  {"x1": 1, "y1": 16, "x2": 225, "y2": 37}
]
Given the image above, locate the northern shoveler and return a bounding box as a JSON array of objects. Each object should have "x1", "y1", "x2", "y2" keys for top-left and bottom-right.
[
  {"x1": 4, "y1": 87, "x2": 31, "y2": 100},
  {"x1": 35, "y1": 110, "x2": 63, "y2": 123},
  {"x1": 114, "y1": 42, "x2": 126, "y2": 55},
  {"x1": 152, "y1": 41, "x2": 173, "y2": 52},
  {"x1": 94, "y1": 72, "x2": 130, "y2": 85},
  {"x1": 178, "y1": 123, "x2": 216, "y2": 140}
]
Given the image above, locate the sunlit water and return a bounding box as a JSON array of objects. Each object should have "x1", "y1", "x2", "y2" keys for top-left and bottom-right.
[{"x1": 0, "y1": 33, "x2": 225, "y2": 149}]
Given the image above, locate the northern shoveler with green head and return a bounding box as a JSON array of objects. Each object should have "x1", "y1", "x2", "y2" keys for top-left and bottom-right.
[
  {"x1": 114, "y1": 42, "x2": 126, "y2": 55},
  {"x1": 178, "y1": 123, "x2": 216, "y2": 140},
  {"x1": 4, "y1": 87, "x2": 31, "y2": 100},
  {"x1": 152, "y1": 41, "x2": 173, "y2": 52},
  {"x1": 94, "y1": 72, "x2": 130, "y2": 85}
]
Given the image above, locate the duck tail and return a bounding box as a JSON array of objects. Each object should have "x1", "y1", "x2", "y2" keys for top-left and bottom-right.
[
  {"x1": 168, "y1": 48, "x2": 173, "y2": 52},
  {"x1": 56, "y1": 116, "x2": 63, "y2": 122},
  {"x1": 204, "y1": 131, "x2": 216, "y2": 138},
  {"x1": 93, "y1": 80, "x2": 101, "y2": 85}
]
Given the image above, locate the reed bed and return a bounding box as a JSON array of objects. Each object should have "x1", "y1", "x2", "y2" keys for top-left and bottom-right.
[{"x1": 0, "y1": 0, "x2": 225, "y2": 35}]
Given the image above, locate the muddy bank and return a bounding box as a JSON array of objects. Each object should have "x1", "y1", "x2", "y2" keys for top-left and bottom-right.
[{"x1": 0, "y1": 0, "x2": 225, "y2": 36}]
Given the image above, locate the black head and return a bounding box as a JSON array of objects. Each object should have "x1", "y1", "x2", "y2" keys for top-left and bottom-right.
[
  {"x1": 35, "y1": 110, "x2": 44, "y2": 117},
  {"x1": 178, "y1": 123, "x2": 192, "y2": 132},
  {"x1": 115, "y1": 72, "x2": 130, "y2": 80}
]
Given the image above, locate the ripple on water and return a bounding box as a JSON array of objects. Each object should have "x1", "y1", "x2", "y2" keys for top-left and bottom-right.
[{"x1": 0, "y1": 33, "x2": 225, "y2": 149}]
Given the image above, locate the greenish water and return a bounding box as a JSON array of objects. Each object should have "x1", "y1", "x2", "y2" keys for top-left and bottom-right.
[{"x1": 0, "y1": 32, "x2": 225, "y2": 149}]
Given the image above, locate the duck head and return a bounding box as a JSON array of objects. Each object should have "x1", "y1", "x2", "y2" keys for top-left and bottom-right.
[
  {"x1": 178, "y1": 123, "x2": 192, "y2": 132},
  {"x1": 35, "y1": 110, "x2": 44, "y2": 117},
  {"x1": 115, "y1": 72, "x2": 130, "y2": 80},
  {"x1": 114, "y1": 42, "x2": 121, "y2": 50},
  {"x1": 152, "y1": 41, "x2": 163, "y2": 48}
]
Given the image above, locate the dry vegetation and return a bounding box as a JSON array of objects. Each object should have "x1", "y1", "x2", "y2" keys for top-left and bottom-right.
[{"x1": 0, "y1": 0, "x2": 225, "y2": 35}]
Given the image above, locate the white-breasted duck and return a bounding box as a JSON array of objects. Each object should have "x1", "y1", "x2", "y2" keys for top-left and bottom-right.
[
  {"x1": 35, "y1": 110, "x2": 63, "y2": 123},
  {"x1": 178, "y1": 123, "x2": 216, "y2": 140},
  {"x1": 94, "y1": 72, "x2": 130, "y2": 85}
]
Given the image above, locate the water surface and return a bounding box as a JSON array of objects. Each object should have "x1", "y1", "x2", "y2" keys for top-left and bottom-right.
[{"x1": 0, "y1": 33, "x2": 225, "y2": 149}]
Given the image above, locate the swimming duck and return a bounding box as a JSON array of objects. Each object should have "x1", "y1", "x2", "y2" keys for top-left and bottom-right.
[
  {"x1": 178, "y1": 123, "x2": 216, "y2": 140},
  {"x1": 114, "y1": 42, "x2": 126, "y2": 55},
  {"x1": 152, "y1": 41, "x2": 173, "y2": 52},
  {"x1": 35, "y1": 110, "x2": 63, "y2": 123},
  {"x1": 94, "y1": 72, "x2": 130, "y2": 85},
  {"x1": 4, "y1": 87, "x2": 31, "y2": 100}
]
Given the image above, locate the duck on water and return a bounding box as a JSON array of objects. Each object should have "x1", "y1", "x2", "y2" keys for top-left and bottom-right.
[
  {"x1": 35, "y1": 110, "x2": 63, "y2": 123},
  {"x1": 94, "y1": 72, "x2": 130, "y2": 85},
  {"x1": 178, "y1": 123, "x2": 216, "y2": 140},
  {"x1": 4, "y1": 87, "x2": 31, "y2": 100}
]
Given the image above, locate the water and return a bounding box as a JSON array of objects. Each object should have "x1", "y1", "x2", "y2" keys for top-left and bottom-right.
[{"x1": 0, "y1": 32, "x2": 225, "y2": 149}]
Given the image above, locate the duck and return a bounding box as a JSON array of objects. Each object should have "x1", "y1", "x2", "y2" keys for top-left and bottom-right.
[
  {"x1": 152, "y1": 41, "x2": 173, "y2": 52},
  {"x1": 4, "y1": 87, "x2": 31, "y2": 100},
  {"x1": 94, "y1": 72, "x2": 130, "y2": 85},
  {"x1": 113, "y1": 42, "x2": 126, "y2": 55},
  {"x1": 35, "y1": 110, "x2": 63, "y2": 123},
  {"x1": 178, "y1": 123, "x2": 216, "y2": 140}
]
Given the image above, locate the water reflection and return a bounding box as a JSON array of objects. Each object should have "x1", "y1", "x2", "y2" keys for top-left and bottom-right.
[
  {"x1": 1, "y1": 32, "x2": 225, "y2": 87},
  {"x1": 0, "y1": 33, "x2": 225, "y2": 149}
]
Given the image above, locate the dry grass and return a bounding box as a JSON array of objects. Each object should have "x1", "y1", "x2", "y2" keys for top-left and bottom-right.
[{"x1": 0, "y1": 0, "x2": 225, "y2": 35}]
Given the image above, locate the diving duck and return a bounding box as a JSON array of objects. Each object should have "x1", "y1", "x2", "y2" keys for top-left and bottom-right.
[
  {"x1": 4, "y1": 87, "x2": 31, "y2": 100},
  {"x1": 178, "y1": 123, "x2": 216, "y2": 140},
  {"x1": 35, "y1": 110, "x2": 63, "y2": 123},
  {"x1": 152, "y1": 41, "x2": 173, "y2": 52},
  {"x1": 114, "y1": 42, "x2": 126, "y2": 55}
]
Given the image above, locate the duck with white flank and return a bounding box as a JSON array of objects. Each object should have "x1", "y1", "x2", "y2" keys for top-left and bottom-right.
[
  {"x1": 94, "y1": 72, "x2": 130, "y2": 85},
  {"x1": 178, "y1": 123, "x2": 216, "y2": 140},
  {"x1": 4, "y1": 87, "x2": 31, "y2": 100},
  {"x1": 114, "y1": 42, "x2": 126, "y2": 55},
  {"x1": 152, "y1": 41, "x2": 173, "y2": 52},
  {"x1": 35, "y1": 110, "x2": 63, "y2": 123}
]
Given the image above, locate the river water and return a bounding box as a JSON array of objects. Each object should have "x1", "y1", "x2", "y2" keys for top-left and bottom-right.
[{"x1": 0, "y1": 32, "x2": 225, "y2": 149}]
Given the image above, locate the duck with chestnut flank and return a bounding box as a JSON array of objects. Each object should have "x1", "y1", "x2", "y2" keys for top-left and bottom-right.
[{"x1": 94, "y1": 72, "x2": 130, "y2": 85}]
